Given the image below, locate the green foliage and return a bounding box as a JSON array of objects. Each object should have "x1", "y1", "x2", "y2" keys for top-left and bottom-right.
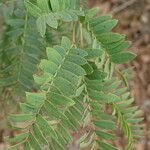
[
  {"x1": 25, "y1": 0, "x2": 84, "y2": 37},
  {"x1": 0, "y1": 0, "x2": 44, "y2": 90},
  {"x1": 0, "y1": 0, "x2": 144, "y2": 149},
  {"x1": 89, "y1": 15, "x2": 136, "y2": 64}
]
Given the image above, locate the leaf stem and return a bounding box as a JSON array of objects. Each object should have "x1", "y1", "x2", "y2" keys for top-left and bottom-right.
[
  {"x1": 72, "y1": 22, "x2": 76, "y2": 45},
  {"x1": 17, "y1": 14, "x2": 28, "y2": 83},
  {"x1": 79, "y1": 5, "x2": 84, "y2": 48},
  {"x1": 80, "y1": 22, "x2": 83, "y2": 48},
  {"x1": 117, "y1": 69, "x2": 129, "y2": 87}
]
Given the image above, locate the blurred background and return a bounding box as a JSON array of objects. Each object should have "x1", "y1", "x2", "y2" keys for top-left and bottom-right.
[
  {"x1": 0, "y1": 0, "x2": 149, "y2": 149},
  {"x1": 88, "y1": 0, "x2": 150, "y2": 149}
]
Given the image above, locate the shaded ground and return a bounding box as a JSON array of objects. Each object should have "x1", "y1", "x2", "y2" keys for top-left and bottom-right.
[{"x1": 88, "y1": 0, "x2": 150, "y2": 149}]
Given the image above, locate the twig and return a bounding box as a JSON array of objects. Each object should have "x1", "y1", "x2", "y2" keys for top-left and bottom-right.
[{"x1": 111, "y1": 0, "x2": 137, "y2": 15}]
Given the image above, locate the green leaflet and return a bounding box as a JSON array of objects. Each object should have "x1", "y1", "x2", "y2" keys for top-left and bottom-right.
[
  {"x1": 46, "y1": 47, "x2": 63, "y2": 65},
  {"x1": 26, "y1": 92, "x2": 46, "y2": 107},
  {"x1": 47, "y1": 91, "x2": 75, "y2": 106},
  {"x1": 65, "y1": 110, "x2": 80, "y2": 128},
  {"x1": 20, "y1": 103, "x2": 37, "y2": 114},
  {"x1": 80, "y1": 133, "x2": 95, "y2": 148},
  {"x1": 8, "y1": 114, "x2": 35, "y2": 122},
  {"x1": 25, "y1": 0, "x2": 41, "y2": 17},
  {"x1": 0, "y1": 77, "x2": 17, "y2": 87},
  {"x1": 37, "y1": 0, "x2": 50, "y2": 13},
  {"x1": 7, "y1": 19, "x2": 25, "y2": 27},
  {"x1": 40, "y1": 59, "x2": 59, "y2": 75},
  {"x1": 107, "y1": 41, "x2": 131, "y2": 54},
  {"x1": 90, "y1": 15, "x2": 112, "y2": 27},
  {"x1": 70, "y1": 0, "x2": 77, "y2": 9},
  {"x1": 61, "y1": 36, "x2": 71, "y2": 49},
  {"x1": 88, "y1": 89, "x2": 121, "y2": 103},
  {"x1": 37, "y1": 13, "x2": 59, "y2": 35},
  {"x1": 86, "y1": 79, "x2": 121, "y2": 92},
  {"x1": 32, "y1": 124, "x2": 48, "y2": 146},
  {"x1": 94, "y1": 120, "x2": 116, "y2": 130},
  {"x1": 50, "y1": 0, "x2": 60, "y2": 11},
  {"x1": 117, "y1": 98, "x2": 134, "y2": 108},
  {"x1": 51, "y1": 138, "x2": 65, "y2": 150},
  {"x1": 58, "y1": 68, "x2": 79, "y2": 86},
  {"x1": 36, "y1": 15, "x2": 46, "y2": 37},
  {"x1": 36, "y1": 114, "x2": 58, "y2": 140},
  {"x1": 97, "y1": 141, "x2": 118, "y2": 150},
  {"x1": 57, "y1": 11, "x2": 73, "y2": 22},
  {"x1": 70, "y1": 48, "x2": 88, "y2": 57},
  {"x1": 63, "y1": 61, "x2": 86, "y2": 76},
  {"x1": 7, "y1": 28, "x2": 24, "y2": 37},
  {"x1": 66, "y1": 54, "x2": 87, "y2": 65},
  {"x1": 76, "y1": 84, "x2": 85, "y2": 97},
  {"x1": 45, "y1": 13, "x2": 58, "y2": 29},
  {"x1": 87, "y1": 7, "x2": 100, "y2": 18},
  {"x1": 92, "y1": 110, "x2": 115, "y2": 121},
  {"x1": 55, "y1": 131, "x2": 67, "y2": 147},
  {"x1": 89, "y1": 101, "x2": 102, "y2": 110},
  {"x1": 121, "y1": 106, "x2": 139, "y2": 114},
  {"x1": 69, "y1": 106, "x2": 82, "y2": 121},
  {"x1": 97, "y1": 32, "x2": 125, "y2": 44},
  {"x1": 87, "y1": 69, "x2": 107, "y2": 80},
  {"x1": 33, "y1": 73, "x2": 52, "y2": 85},
  {"x1": 53, "y1": 76, "x2": 76, "y2": 96},
  {"x1": 95, "y1": 130, "x2": 115, "y2": 140},
  {"x1": 114, "y1": 87, "x2": 128, "y2": 95},
  {"x1": 28, "y1": 132, "x2": 41, "y2": 150},
  {"x1": 5, "y1": 133, "x2": 29, "y2": 143},
  {"x1": 23, "y1": 142, "x2": 31, "y2": 150},
  {"x1": 82, "y1": 63, "x2": 94, "y2": 75},
  {"x1": 86, "y1": 48, "x2": 103, "y2": 59},
  {"x1": 130, "y1": 125, "x2": 145, "y2": 130},
  {"x1": 92, "y1": 19, "x2": 118, "y2": 34},
  {"x1": 44, "y1": 100, "x2": 76, "y2": 131},
  {"x1": 127, "y1": 118, "x2": 144, "y2": 124},
  {"x1": 111, "y1": 51, "x2": 136, "y2": 64},
  {"x1": 57, "y1": 124, "x2": 73, "y2": 142}
]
